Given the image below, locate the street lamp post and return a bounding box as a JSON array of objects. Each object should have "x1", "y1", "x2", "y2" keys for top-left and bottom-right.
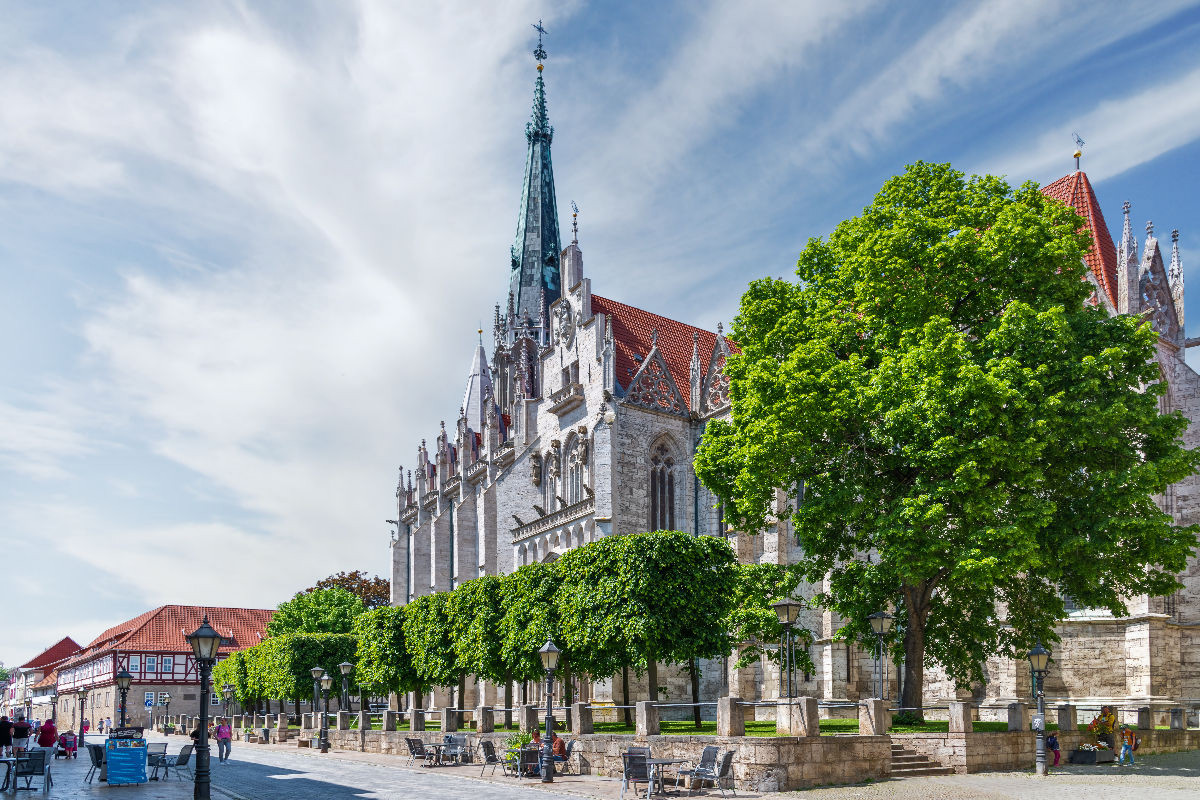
[
  {"x1": 309, "y1": 666, "x2": 323, "y2": 717},
  {"x1": 771, "y1": 599, "x2": 803, "y2": 699},
  {"x1": 539, "y1": 638, "x2": 561, "y2": 784},
  {"x1": 222, "y1": 685, "x2": 234, "y2": 719},
  {"x1": 867, "y1": 612, "x2": 894, "y2": 700},
  {"x1": 50, "y1": 693, "x2": 57, "y2": 724},
  {"x1": 187, "y1": 615, "x2": 223, "y2": 800},
  {"x1": 1028, "y1": 642, "x2": 1051, "y2": 777},
  {"x1": 338, "y1": 662, "x2": 354, "y2": 712},
  {"x1": 319, "y1": 673, "x2": 333, "y2": 753},
  {"x1": 115, "y1": 669, "x2": 133, "y2": 727},
  {"x1": 163, "y1": 693, "x2": 172, "y2": 729},
  {"x1": 77, "y1": 690, "x2": 88, "y2": 752}
]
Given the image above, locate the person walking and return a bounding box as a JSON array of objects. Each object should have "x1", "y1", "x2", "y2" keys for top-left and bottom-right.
[
  {"x1": 215, "y1": 718, "x2": 233, "y2": 763},
  {"x1": 1116, "y1": 724, "x2": 1137, "y2": 767},
  {"x1": 35, "y1": 717, "x2": 57, "y2": 754},
  {"x1": 0, "y1": 716, "x2": 13, "y2": 758},
  {"x1": 11, "y1": 716, "x2": 32, "y2": 755},
  {"x1": 1046, "y1": 731, "x2": 1060, "y2": 767}
]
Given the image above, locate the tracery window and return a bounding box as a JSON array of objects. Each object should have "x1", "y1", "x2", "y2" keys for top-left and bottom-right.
[
  {"x1": 649, "y1": 442, "x2": 676, "y2": 531},
  {"x1": 566, "y1": 438, "x2": 584, "y2": 505}
]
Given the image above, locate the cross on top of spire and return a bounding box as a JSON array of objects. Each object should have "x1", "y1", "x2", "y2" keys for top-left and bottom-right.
[{"x1": 532, "y1": 20, "x2": 548, "y2": 64}]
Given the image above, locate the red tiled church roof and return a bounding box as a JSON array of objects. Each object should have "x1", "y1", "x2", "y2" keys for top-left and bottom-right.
[
  {"x1": 63, "y1": 605, "x2": 274, "y2": 667},
  {"x1": 19, "y1": 636, "x2": 80, "y2": 670},
  {"x1": 1041, "y1": 171, "x2": 1119, "y2": 308},
  {"x1": 591, "y1": 295, "x2": 734, "y2": 409}
]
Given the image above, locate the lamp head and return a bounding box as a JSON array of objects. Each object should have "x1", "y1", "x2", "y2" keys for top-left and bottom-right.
[
  {"x1": 339, "y1": 661, "x2": 354, "y2": 677},
  {"x1": 1028, "y1": 641, "x2": 1051, "y2": 674},
  {"x1": 115, "y1": 669, "x2": 133, "y2": 691},
  {"x1": 771, "y1": 598, "x2": 802, "y2": 625},
  {"x1": 868, "y1": 611, "x2": 894, "y2": 636},
  {"x1": 539, "y1": 637, "x2": 561, "y2": 672},
  {"x1": 310, "y1": 666, "x2": 325, "y2": 680},
  {"x1": 187, "y1": 615, "x2": 223, "y2": 662},
  {"x1": 320, "y1": 673, "x2": 334, "y2": 692}
]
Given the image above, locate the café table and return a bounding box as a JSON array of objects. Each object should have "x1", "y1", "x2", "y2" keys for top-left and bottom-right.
[
  {"x1": 424, "y1": 743, "x2": 448, "y2": 765},
  {"x1": 645, "y1": 758, "x2": 688, "y2": 796},
  {"x1": 0, "y1": 758, "x2": 13, "y2": 794}
]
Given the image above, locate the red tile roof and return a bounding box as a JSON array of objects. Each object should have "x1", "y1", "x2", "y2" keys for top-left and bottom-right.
[
  {"x1": 1041, "y1": 171, "x2": 1118, "y2": 308},
  {"x1": 19, "y1": 637, "x2": 81, "y2": 670},
  {"x1": 591, "y1": 295, "x2": 734, "y2": 409},
  {"x1": 62, "y1": 605, "x2": 274, "y2": 667},
  {"x1": 32, "y1": 671, "x2": 57, "y2": 690}
]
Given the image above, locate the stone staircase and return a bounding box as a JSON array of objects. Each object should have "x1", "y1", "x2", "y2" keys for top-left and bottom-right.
[{"x1": 890, "y1": 743, "x2": 954, "y2": 777}]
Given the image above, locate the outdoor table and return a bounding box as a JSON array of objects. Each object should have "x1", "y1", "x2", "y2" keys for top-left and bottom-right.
[
  {"x1": 645, "y1": 758, "x2": 688, "y2": 796},
  {"x1": 424, "y1": 743, "x2": 448, "y2": 765}
]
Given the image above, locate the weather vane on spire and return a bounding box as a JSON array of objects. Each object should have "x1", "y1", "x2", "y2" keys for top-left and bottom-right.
[
  {"x1": 1072, "y1": 132, "x2": 1085, "y2": 170},
  {"x1": 571, "y1": 200, "x2": 579, "y2": 243},
  {"x1": 532, "y1": 20, "x2": 548, "y2": 65}
]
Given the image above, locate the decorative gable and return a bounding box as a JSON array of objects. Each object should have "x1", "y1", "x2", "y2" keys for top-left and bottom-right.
[
  {"x1": 1139, "y1": 238, "x2": 1182, "y2": 346},
  {"x1": 700, "y1": 333, "x2": 731, "y2": 416},
  {"x1": 624, "y1": 339, "x2": 688, "y2": 416}
]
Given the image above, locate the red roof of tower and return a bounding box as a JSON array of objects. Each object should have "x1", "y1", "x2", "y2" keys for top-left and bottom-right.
[
  {"x1": 1041, "y1": 171, "x2": 1119, "y2": 308},
  {"x1": 18, "y1": 637, "x2": 81, "y2": 670},
  {"x1": 591, "y1": 295, "x2": 735, "y2": 409}
]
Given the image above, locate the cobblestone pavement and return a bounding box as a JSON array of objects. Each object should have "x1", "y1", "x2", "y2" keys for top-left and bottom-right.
[{"x1": 22, "y1": 735, "x2": 1199, "y2": 799}]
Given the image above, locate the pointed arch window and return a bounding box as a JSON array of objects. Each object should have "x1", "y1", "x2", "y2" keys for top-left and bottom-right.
[
  {"x1": 649, "y1": 443, "x2": 676, "y2": 531},
  {"x1": 566, "y1": 438, "x2": 584, "y2": 505}
]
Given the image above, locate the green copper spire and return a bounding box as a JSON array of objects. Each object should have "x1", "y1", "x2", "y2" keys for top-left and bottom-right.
[{"x1": 508, "y1": 21, "x2": 561, "y2": 331}]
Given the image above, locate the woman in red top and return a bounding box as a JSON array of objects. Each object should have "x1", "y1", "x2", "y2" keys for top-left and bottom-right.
[{"x1": 35, "y1": 719, "x2": 57, "y2": 749}]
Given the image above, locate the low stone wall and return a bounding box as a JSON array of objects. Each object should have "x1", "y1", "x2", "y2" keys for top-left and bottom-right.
[
  {"x1": 892, "y1": 728, "x2": 1200, "y2": 774},
  {"x1": 296, "y1": 728, "x2": 890, "y2": 791}
]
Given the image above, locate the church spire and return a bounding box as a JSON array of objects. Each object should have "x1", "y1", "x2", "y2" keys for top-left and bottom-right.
[{"x1": 508, "y1": 20, "x2": 562, "y2": 344}]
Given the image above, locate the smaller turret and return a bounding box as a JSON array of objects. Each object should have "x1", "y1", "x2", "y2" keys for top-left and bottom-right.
[
  {"x1": 1117, "y1": 201, "x2": 1140, "y2": 314},
  {"x1": 1170, "y1": 228, "x2": 1185, "y2": 334}
]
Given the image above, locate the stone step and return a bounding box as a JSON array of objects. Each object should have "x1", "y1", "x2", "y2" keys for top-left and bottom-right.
[
  {"x1": 891, "y1": 755, "x2": 933, "y2": 765},
  {"x1": 891, "y1": 766, "x2": 955, "y2": 777}
]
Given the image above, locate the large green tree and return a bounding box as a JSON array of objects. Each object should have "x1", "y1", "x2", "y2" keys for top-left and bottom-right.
[
  {"x1": 695, "y1": 162, "x2": 1200, "y2": 718},
  {"x1": 355, "y1": 606, "x2": 423, "y2": 698},
  {"x1": 251, "y1": 633, "x2": 359, "y2": 710},
  {"x1": 402, "y1": 592, "x2": 458, "y2": 705},
  {"x1": 307, "y1": 571, "x2": 392, "y2": 610},
  {"x1": 267, "y1": 587, "x2": 366, "y2": 637}
]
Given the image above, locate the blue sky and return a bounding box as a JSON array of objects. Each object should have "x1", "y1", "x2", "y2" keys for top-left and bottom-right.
[{"x1": 3, "y1": 0, "x2": 1200, "y2": 666}]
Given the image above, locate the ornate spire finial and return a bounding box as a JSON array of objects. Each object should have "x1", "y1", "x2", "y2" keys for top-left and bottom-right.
[
  {"x1": 532, "y1": 19, "x2": 548, "y2": 65},
  {"x1": 717, "y1": 321, "x2": 724, "y2": 335},
  {"x1": 1123, "y1": 200, "x2": 1131, "y2": 216},
  {"x1": 571, "y1": 200, "x2": 579, "y2": 245},
  {"x1": 1072, "y1": 132, "x2": 1085, "y2": 171},
  {"x1": 1147, "y1": 220, "x2": 1155, "y2": 238},
  {"x1": 651, "y1": 328, "x2": 658, "y2": 348},
  {"x1": 1170, "y1": 229, "x2": 1183, "y2": 283}
]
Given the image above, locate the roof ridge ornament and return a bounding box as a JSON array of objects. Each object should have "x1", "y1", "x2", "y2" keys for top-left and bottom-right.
[
  {"x1": 532, "y1": 19, "x2": 548, "y2": 65},
  {"x1": 1072, "y1": 132, "x2": 1085, "y2": 171},
  {"x1": 571, "y1": 200, "x2": 579, "y2": 245}
]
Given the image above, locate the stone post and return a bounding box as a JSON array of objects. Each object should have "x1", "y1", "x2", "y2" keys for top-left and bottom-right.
[
  {"x1": 233, "y1": 715, "x2": 242, "y2": 729},
  {"x1": 859, "y1": 699, "x2": 888, "y2": 736},
  {"x1": 383, "y1": 710, "x2": 398, "y2": 732},
  {"x1": 357, "y1": 711, "x2": 369, "y2": 732},
  {"x1": 949, "y1": 702, "x2": 972, "y2": 733},
  {"x1": 336, "y1": 711, "x2": 350, "y2": 731},
  {"x1": 1007, "y1": 703, "x2": 1027, "y2": 731},
  {"x1": 636, "y1": 701, "x2": 660, "y2": 737},
  {"x1": 442, "y1": 706, "x2": 459, "y2": 733},
  {"x1": 412, "y1": 709, "x2": 425, "y2": 731},
  {"x1": 572, "y1": 703, "x2": 593, "y2": 735},
  {"x1": 476, "y1": 706, "x2": 494, "y2": 734},
  {"x1": 1170, "y1": 708, "x2": 1185, "y2": 730},
  {"x1": 717, "y1": 696, "x2": 744, "y2": 737},
  {"x1": 518, "y1": 704, "x2": 539, "y2": 733},
  {"x1": 1136, "y1": 707, "x2": 1152, "y2": 730},
  {"x1": 278, "y1": 713, "x2": 287, "y2": 731},
  {"x1": 1056, "y1": 704, "x2": 1076, "y2": 733},
  {"x1": 797, "y1": 696, "x2": 820, "y2": 737}
]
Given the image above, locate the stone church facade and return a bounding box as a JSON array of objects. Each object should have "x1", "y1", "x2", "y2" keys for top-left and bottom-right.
[{"x1": 389, "y1": 44, "x2": 1199, "y2": 718}]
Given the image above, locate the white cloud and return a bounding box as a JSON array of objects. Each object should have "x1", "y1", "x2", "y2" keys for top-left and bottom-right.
[{"x1": 0, "y1": 396, "x2": 96, "y2": 479}]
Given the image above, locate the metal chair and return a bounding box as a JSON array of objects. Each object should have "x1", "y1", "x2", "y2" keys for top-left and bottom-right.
[
  {"x1": 161, "y1": 744, "x2": 195, "y2": 781},
  {"x1": 676, "y1": 745, "x2": 719, "y2": 792},
  {"x1": 556, "y1": 739, "x2": 577, "y2": 775},
  {"x1": 478, "y1": 740, "x2": 511, "y2": 777},
  {"x1": 518, "y1": 746, "x2": 540, "y2": 779},
  {"x1": 405, "y1": 738, "x2": 438, "y2": 767},
  {"x1": 83, "y1": 743, "x2": 105, "y2": 784},
  {"x1": 709, "y1": 751, "x2": 736, "y2": 797},
  {"x1": 620, "y1": 751, "x2": 650, "y2": 800},
  {"x1": 14, "y1": 749, "x2": 51, "y2": 791}
]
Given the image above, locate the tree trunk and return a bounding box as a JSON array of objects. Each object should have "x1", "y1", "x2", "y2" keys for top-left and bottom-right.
[
  {"x1": 413, "y1": 691, "x2": 424, "y2": 711},
  {"x1": 562, "y1": 666, "x2": 573, "y2": 732},
  {"x1": 504, "y1": 671, "x2": 513, "y2": 730},
  {"x1": 690, "y1": 659, "x2": 702, "y2": 728},
  {"x1": 621, "y1": 667, "x2": 632, "y2": 727},
  {"x1": 900, "y1": 589, "x2": 929, "y2": 723},
  {"x1": 294, "y1": 697, "x2": 300, "y2": 721},
  {"x1": 647, "y1": 658, "x2": 658, "y2": 703}
]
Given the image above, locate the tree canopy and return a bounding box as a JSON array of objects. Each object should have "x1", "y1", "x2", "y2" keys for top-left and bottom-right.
[
  {"x1": 695, "y1": 162, "x2": 1200, "y2": 716},
  {"x1": 267, "y1": 587, "x2": 366, "y2": 637},
  {"x1": 354, "y1": 606, "x2": 423, "y2": 697},
  {"x1": 307, "y1": 571, "x2": 391, "y2": 610}
]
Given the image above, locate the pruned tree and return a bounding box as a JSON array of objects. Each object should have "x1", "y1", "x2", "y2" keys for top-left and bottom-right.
[{"x1": 267, "y1": 587, "x2": 366, "y2": 637}]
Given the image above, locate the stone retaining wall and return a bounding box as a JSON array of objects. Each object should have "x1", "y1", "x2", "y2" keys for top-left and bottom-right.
[{"x1": 297, "y1": 728, "x2": 890, "y2": 791}]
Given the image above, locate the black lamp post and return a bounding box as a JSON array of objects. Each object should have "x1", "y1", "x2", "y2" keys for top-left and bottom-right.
[
  {"x1": 187, "y1": 615, "x2": 223, "y2": 800},
  {"x1": 539, "y1": 638, "x2": 560, "y2": 784},
  {"x1": 77, "y1": 690, "x2": 88, "y2": 750},
  {"x1": 310, "y1": 666, "x2": 323, "y2": 715},
  {"x1": 163, "y1": 693, "x2": 172, "y2": 730},
  {"x1": 319, "y1": 672, "x2": 333, "y2": 753},
  {"x1": 50, "y1": 692, "x2": 57, "y2": 724},
  {"x1": 338, "y1": 662, "x2": 354, "y2": 711},
  {"x1": 1028, "y1": 641, "x2": 1051, "y2": 777},
  {"x1": 115, "y1": 668, "x2": 133, "y2": 727},
  {"x1": 222, "y1": 684, "x2": 234, "y2": 719},
  {"x1": 867, "y1": 612, "x2": 894, "y2": 700},
  {"x1": 771, "y1": 599, "x2": 803, "y2": 699}
]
